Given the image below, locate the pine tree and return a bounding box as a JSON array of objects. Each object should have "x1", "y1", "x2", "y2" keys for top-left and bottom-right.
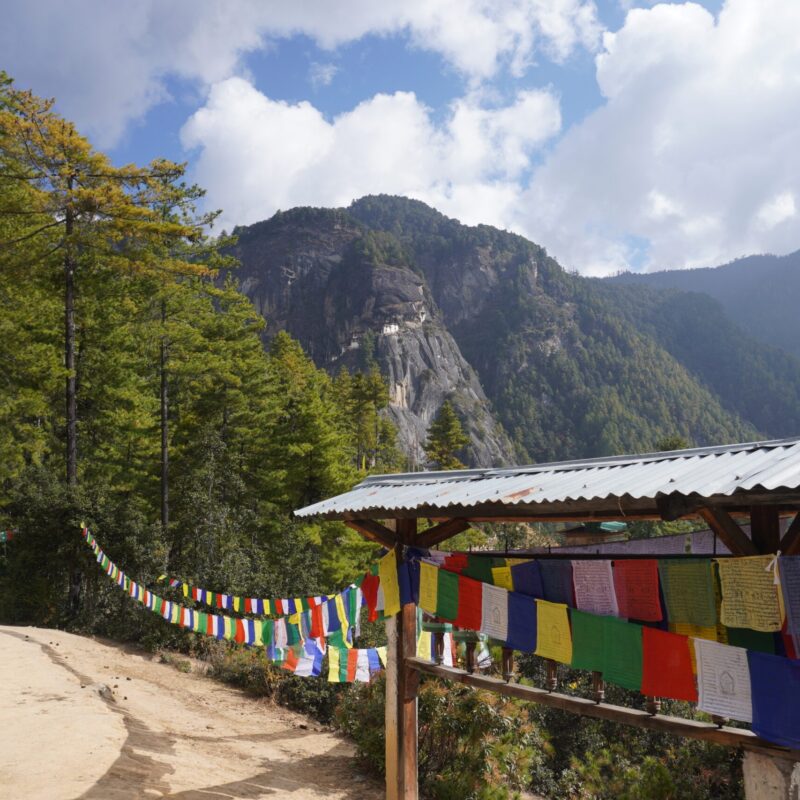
[{"x1": 424, "y1": 401, "x2": 469, "y2": 470}]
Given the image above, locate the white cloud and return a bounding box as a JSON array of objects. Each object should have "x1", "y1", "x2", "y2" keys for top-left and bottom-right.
[
  {"x1": 519, "y1": 0, "x2": 800, "y2": 273},
  {"x1": 180, "y1": 77, "x2": 561, "y2": 231},
  {"x1": 309, "y1": 63, "x2": 339, "y2": 89},
  {"x1": 0, "y1": 0, "x2": 600, "y2": 147}
]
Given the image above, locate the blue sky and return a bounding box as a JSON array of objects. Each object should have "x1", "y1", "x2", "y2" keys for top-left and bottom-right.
[{"x1": 2, "y1": 0, "x2": 797, "y2": 275}]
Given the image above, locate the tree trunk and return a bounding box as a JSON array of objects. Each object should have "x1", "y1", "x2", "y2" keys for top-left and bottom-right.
[
  {"x1": 64, "y1": 184, "x2": 77, "y2": 487},
  {"x1": 160, "y1": 299, "x2": 169, "y2": 534}
]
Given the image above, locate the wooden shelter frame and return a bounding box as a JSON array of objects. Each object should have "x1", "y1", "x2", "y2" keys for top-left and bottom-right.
[{"x1": 342, "y1": 490, "x2": 800, "y2": 800}]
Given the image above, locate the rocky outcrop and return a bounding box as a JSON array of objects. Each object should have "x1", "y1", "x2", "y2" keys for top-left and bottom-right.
[{"x1": 232, "y1": 207, "x2": 515, "y2": 467}]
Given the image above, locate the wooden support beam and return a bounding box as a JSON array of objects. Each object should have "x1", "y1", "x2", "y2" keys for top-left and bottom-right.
[
  {"x1": 416, "y1": 518, "x2": 470, "y2": 549},
  {"x1": 781, "y1": 513, "x2": 800, "y2": 556},
  {"x1": 407, "y1": 657, "x2": 800, "y2": 761},
  {"x1": 697, "y1": 507, "x2": 758, "y2": 556},
  {"x1": 750, "y1": 506, "x2": 780, "y2": 554},
  {"x1": 385, "y1": 519, "x2": 419, "y2": 800},
  {"x1": 346, "y1": 519, "x2": 397, "y2": 549}
]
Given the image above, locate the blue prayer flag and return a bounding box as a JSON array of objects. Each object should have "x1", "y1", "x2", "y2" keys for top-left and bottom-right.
[
  {"x1": 510, "y1": 560, "x2": 544, "y2": 597},
  {"x1": 505, "y1": 591, "x2": 537, "y2": 652},
  {"x1": 748, "y1": 651, "x2": 800, "y2": 749}
]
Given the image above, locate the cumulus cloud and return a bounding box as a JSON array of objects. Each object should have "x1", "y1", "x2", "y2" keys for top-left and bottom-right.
[
  {"x1": 520, "y1": 0, "x2": 800, "y2": 273},
  {"x1": 309, "y1": 63, "x2": 339, "y2": 89},
  {"x1": 1, "y1": 0, "x2": 600, "y2": 147},
  {"x1": 180, "y1": 77, "x2": 561, "y2": 231}
]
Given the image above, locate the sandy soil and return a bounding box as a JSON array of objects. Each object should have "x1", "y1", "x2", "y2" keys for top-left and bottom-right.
[{"x1": 0, "y1": 625, "x2": 383, "y2": 799}]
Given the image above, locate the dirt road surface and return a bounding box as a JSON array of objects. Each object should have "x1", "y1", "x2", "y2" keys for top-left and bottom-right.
[{"x1": 0, "y1": 625, "x2": 383, "y2": 799}]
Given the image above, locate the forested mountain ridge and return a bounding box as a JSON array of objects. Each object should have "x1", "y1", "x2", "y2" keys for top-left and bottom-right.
[
  {"x1": 230, "y1": 195, "x2": 797, "y2": 465},
  {"x1": 608, "y1": 250, "x2": 800, "y2": 359}
]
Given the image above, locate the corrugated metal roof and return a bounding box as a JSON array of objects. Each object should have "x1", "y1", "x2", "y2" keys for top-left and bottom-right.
[{"x1": 294, "y1": 436, "x2": 800, "y2": 519}]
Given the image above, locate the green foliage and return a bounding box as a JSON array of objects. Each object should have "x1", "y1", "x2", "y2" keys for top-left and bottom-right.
[
  {"x1": 425, "y1": 401, "x2": 470, "y2": 469},
  {"x1": 337, "y1": 676, "x2": 550, "y2": 800}
]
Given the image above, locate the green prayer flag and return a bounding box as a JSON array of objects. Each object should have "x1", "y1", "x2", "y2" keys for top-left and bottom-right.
[
  {"x1": 286, "y1": 622, "x2": 301, "y2": 646},
  {"x1": 329, "y1": 629, "x2": 348, "y2": 649},
  {"x1": 436, "y1": 569, "x2": 459, "y2": 621},
  {"x1": 603, "y1": 616, "x2": 642, "y2": 690},
  {"x1": 261, "y1": 619, "x2": 274, "y2": 647},
  {"x1": 463, "y1": 555, "x2": 496, "y2": 584},
  {"x1": 198, "y1": 613, "x2": 208, "y2": 635},
  {"x1": 339, "y1": 648, "x2": 349, "y2": 682},
  {"x1": 348, "y1": 588, "x2": 358, "y2": 627},
  {"x1": 570, "y1": 609, "x2": 605, "y2": 672},
  {"x1": 658, "y1": 559, "x2": 717, "y2": 627},
  {"x1": 726, "y1": 626, "x2": 777, "y2": 654}
]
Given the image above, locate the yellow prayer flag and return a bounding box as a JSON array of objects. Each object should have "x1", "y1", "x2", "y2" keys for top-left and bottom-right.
[
  {"x1": 253, "y1": 622, "x2": 263, "y2": 647},
  {"x1": 535, "y1": 600, "x2": 573, "y2": 664},
  {"x1": 377, "y1": 646, "x2": 388, "y2": 667},
  {"x1": 417, "y1": 631, "x2": 433, "y2": 659},
  {"x1": 233, "y1": 596, "x2": 243, "y2": 613},
  {"x1": 288, "y1": 611, "x2": 301, "y2": 625},
  {"x1": 379, "y1": 550, "x2": 401, "y2": 617},
  {"x1": 716, "y1": 556, "x2": 782, "y2": 632},
  {"x1": 328, "y1": 647, "x2": 341, "y2": 683},
  {"x1": 419, "y1": 562, "x2": 439, "y2": 614},
  {"x1": 182, "y1": 583, "x2": 189, "y2": 598},
  {"x1": 224, "y1": 616, "x2": 235, "y2": 640},
  {"x1": 170, "y1": 604, "x2": 180, "y2": 625},
  {"x1": 491, "y1": 566, "x2": 514, "y2": 591},
  {"x1": 335, "y1": 594, "x2": 349, "y2": 636}
]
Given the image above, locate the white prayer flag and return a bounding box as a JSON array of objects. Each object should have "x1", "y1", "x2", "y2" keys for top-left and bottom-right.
[
  {"x1": 695, "y1": 638, "x2": 752, "y2": 723},
  {"x1": 480, "y1": 584, "x2": 509, "y2": 641},
  {"x1": 572, "y1": 560, "x2": 619, "y2": 617}
]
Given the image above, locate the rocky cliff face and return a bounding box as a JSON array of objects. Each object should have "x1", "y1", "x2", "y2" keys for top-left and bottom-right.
[{"x1": 232, "y1": 207, "x2": 515, "y2": 467}]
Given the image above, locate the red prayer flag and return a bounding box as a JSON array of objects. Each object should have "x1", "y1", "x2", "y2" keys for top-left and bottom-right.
[
  {"x1": 361, "y1": 574, "x2": 380, "y2": 622},
  {"x1": 443, "y1": 554, "x2": 469, "y2": 573},
  {"x1": 234, "y1": 619, "x2": 246, "y2": 644},
  {"x1": 216, "y1": 593, "x2": 224, "y2": 609},
  {"x1": 283, "y1": 648, "x2": 299, "y2": 672},
  {"x1": 455, "y1": 575, "x2": 483, "y2": 630},
  {"x1": 310, "y1": 603, "x2": 324, "y2": 638},
  {"x1": 244, "y1": 598, "x2": 252, "y2": 613},
  {"x1": 641, "y1": 626, "x2": 697, "y2": 702},
  {"x1": 613, "y1": 560, "x2": 663, "y2": 621},
  {"x1": 347, "y1": 648, "x2": 359, "y2": 682},
  {"x1": 274, "y1": 599, "x2": 283, "y2": 615}
]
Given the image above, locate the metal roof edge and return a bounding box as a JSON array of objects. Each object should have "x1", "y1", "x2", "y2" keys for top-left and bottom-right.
[{"x1": 354, "y1": 435, "x2": 800, "y2": 488}]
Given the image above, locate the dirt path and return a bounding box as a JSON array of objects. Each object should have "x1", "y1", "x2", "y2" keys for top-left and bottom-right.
[{"x1": 0, "y1": 625, "x2": 383, "y2": 799}]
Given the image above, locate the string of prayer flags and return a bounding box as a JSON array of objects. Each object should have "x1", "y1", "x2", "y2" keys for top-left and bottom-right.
[
  {"x1": 717, "y1": 555, "x2": 782, "y2": 632},
  {"x1": 378, "y1": 549, "x2": 401, "y2": 617},
  {"x1": 694, "y1": 638, "x2": 752, "y2": 722},
  {"x1": 480, "y1": 584, "x2": 509, "y2": 642},
  {"x1": 505, "y1": 592, "x2": 537, "y2": 652},
  {"x1": 748, "y1": 651, "x2": 800, "y2": 749},
  {"x1": 510, "y1": 560, "x2": 543, "y2": 598},
  {"x1": 534, "y1": 600, "x2": 572, "y2": 664},
  {"x1": 539, "y1": 560, "x2": 574, "y2": 606},
  {"x1": 641, "y1": 627, "x2": 697, "y2": 702},
  {"x1": 603, "y1": 616, "x2": 642, "y2": 691},
  {"x1": 613, "y1": 559, "x2": 663, "y2": 622},
  {"x1": 572, "y1": 560, "x2": 619, "y2": 617},
  {"x1": 658, "y1": 559, "x2": 717, "y2": 627}
]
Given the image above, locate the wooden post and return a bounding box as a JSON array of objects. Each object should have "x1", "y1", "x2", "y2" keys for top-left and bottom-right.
[
  {"x1": 465, "y1": 641, "x2": 477, "y2": 674},
  {"x1": 385, "y1": 519, "x2": 419, "y2": 800},
  {"x1": 592, "y1": 671, "x2": 605, "y2": 703},
  {"x1": 501, "y1": 647, "x2": 514, "y2": 682},
  {"x1": 546, "y1": 659, "x2": 558, "y2": 692},
  {"x1": 751, "y1": 506, "x2": 780, "y2": 555}
]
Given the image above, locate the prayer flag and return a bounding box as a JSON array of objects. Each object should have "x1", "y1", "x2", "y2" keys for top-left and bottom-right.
[
  {"x1": 436, "y1": 568, "x2": 460, "y2": 621},
  {"x1": 379, "y1": 550, "x2": 401, "y2": 617},
  {"x1": 510, "y1": 561, "x2": 544, "y2": 598},
  {"x1": 570, "y1": 609, "x2": 605, "y2": 673},
  {"x1": 235, "y1": 619, "x2": 246, "y2": 644},
  {"x1": 695, "y1": 639, "x2": 752, "y2": 722},
  {"x1": 480, "y1": 584, "x2": 509, "y2": 642},
  {"x1": 455, "y1": 575, "x2": 483, "y2": 630},
  {"x1": 464, "y1": 555, "x2": 496, "y2": 584},
  {"x1": 534, "y1": 600, "x2": 572, "y2": 664},
  {"x1": 641, "y1": 627, "x2": 697, "y2": 702},
  {"x1": 361, "y1": 574, "x2": 380, "y2": 622},
  {"x1": 417, "y1": 630, "x2": 433, "y2": 660},
  {"x1": 355, "y1": 650, "x2": 370, "y2": 683},
  {"x1": 572, "y1": 560, "x2": 619, "y2": 617},
  {"x1": 368, "y1": 648, "x2": 381, "y2": 672},
  {"x1": 540, "y1": 560, "x2": 574, "y2": 606},
  {"x1": 419, "y1": 561, "x2": 439, "y2": 614},
  {"x1": 659, "y1": 560, "x2": 717, "y2": 627},
  {"x1": 717, "y1": 556, "x2": 782, "y2": 632},
  {"x1": 612, "y1": 560, "x2": 663, "y2": 621},
  {"x1": 328, "y1": 647, "x2": 341, "y2": 682},
  {"x1": 491, "y1": 566, "x2": 514, "y2": 591},
  {"x1": 779, "y1": 556, "x2": 800, "y2": 653},
  {"x1": 377, "y1": 646, "x2": 388, "y2": 667},
  {"x1": 726, "y1": 627, "x2": 777, "y2": 654},
  {"x1": 347, "y1": 648, "x2": 359, "y2": 682},
  {"x1": 748, "y1": 651, "x2": 800, "y2": 749},
  {"x1": 603, "y1": 617, "x2": 642, "y2": 691},
  {"x1": 505, "y1": 592, "x2": 537, "y2": 652}
]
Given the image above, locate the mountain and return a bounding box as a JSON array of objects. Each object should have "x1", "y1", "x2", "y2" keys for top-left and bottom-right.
[
  {"x1": 608, "y1": 250, "x2": 800, "y2": 359},
  {"x1": 232, "y1": 207, "x2": 515, "y2": 467},
  {"x1": 231, "y1": 195, "x2": 800, "y2": 467}
]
